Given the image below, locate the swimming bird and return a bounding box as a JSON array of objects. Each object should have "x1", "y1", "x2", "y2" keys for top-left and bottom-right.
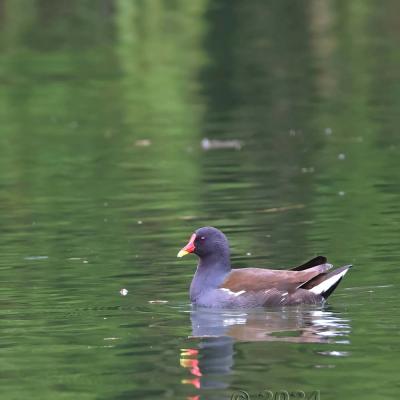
[{"x1": 177, "y1": 227, "x2": 351, "y2": 308}]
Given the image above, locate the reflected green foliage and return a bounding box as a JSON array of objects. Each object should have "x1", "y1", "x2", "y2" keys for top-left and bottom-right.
[{"x1": 0, "y1": 0, "x2": 399, "y2": 399}]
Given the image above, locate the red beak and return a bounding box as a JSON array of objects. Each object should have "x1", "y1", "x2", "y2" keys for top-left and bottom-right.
[{"x1": 177, "y1": 234, "x2": 196, "y2": 257}]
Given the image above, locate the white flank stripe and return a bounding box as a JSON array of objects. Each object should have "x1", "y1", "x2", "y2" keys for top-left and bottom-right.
[
  {"x1": 309, "y1": 269, "x2": 349, "y2": 295},
  {"x1": 220, "y1": 288, "x2": 246, "y2": 297}
]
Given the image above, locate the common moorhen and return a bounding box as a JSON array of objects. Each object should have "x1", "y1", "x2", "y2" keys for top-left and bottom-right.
[{"x1": 177, "y1": 227, "x2": 351, "y2": 308}]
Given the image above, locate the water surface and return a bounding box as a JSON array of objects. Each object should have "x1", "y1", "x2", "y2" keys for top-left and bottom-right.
[{"x1": 0, "y1": 2, "x2": 399, "y2": 399}]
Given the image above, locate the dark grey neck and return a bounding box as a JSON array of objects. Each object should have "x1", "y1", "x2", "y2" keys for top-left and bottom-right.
[{"x1": 189, "y1": 253, "x2": 231, "y2": 302}]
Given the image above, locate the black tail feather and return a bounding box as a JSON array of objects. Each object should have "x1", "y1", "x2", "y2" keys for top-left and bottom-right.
[
  {"x1": 303, "y1": 264, "x2": 352, "y2": 300},
  {"x1": 321, "y1": 265, "x2": 352, "y2": 299},
  {"x1": 321, "y1": 277, "x2": 343, "y2": 299},
  {"x1": 291, "y1": 256, "x2": 328, "y2": 271}
]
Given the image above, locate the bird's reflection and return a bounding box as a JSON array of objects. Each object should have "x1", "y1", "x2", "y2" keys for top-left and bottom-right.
[{"x1": 181, "y1": 306, "x2": 350, "y2": 396}]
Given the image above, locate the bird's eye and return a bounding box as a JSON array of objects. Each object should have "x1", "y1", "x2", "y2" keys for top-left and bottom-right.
[{"x1": 200, "y1": 236, "x2": 206, "y2": 241}]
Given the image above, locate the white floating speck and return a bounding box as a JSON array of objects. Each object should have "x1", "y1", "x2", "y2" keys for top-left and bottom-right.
[
  {"x1": 24, "y1": 256, "x2": 48, "y2": 260},
  {"x1": 338, "y1": 153, "x2": 346, "y2": 160},
  {"x1": 201, "y1": 138, "x2": 242, "y2": 150},
  {"x1": 338, "y1": 191, "x2": 345, "y2": 196},
  {"x1": 325, "y1": 128, "x2": 332, "y2": 135},
  {"x1": 135, "y1": 139, "x2": 152, "y2": 147},
  {"x1": 318, "y1": 350, "x2": 349, "y2": 357},
  {"x1": 120, "y1": 288, "x2": 128, "y2": 296},
  {"x1": 315, "y1": 364, "x2": 336, "y2": 369},
  {"x1": 83, "y1": 260, "x2": 89, "y2": 264},
  {"x1": 137, "y1": 220, "x2": 143, "y2": 224},
  {"x1": 246, "y1": 252, "x2": 252, "y2": 256},
  {"x1": 148, "y1": 300, "x2": 168, "y2": 304}
]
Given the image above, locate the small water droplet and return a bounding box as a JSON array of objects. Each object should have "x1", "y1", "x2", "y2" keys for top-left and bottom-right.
[
  {"x1": 120, "y1": 288, "x2": 128, "y2": 296},
  {"x1": 69, "y1": 121, "x2": 79, "y2": 129}
]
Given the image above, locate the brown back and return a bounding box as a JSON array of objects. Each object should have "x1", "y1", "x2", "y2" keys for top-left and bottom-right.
[{"x1": 220, "y1": 264, "x2": 332, "y2": 293}]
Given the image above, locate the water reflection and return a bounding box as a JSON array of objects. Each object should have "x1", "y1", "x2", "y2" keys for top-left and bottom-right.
[
  {"x1": 181, "y1": 307, "x2": 350, "y2": 394},
  {"x1": 189, "y1": 307, "x2": 350, "y2": 342}
]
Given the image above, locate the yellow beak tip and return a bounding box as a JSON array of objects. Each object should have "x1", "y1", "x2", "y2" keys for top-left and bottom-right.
[{"x1": 177, "y1": 250, "x2": 189, "y2": 258}]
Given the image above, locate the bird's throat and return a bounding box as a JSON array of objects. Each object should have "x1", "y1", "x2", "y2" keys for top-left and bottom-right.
[{"x1": 190, "y1": 256, "x2": 231, "y2": 302}]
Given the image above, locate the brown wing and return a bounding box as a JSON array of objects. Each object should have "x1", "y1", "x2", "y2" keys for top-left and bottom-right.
[{"x1": 220, "y1": 264, "x2": 332, "y2": 294}]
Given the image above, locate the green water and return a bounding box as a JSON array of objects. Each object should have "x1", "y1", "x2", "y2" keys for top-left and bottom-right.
[{"x1": 1, "y1": 1, "x2": 399, "y2": 399}]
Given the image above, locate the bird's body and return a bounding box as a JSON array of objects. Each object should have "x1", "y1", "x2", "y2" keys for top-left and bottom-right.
[{"x1": 178, "y1": 227, "x2": 351, "y2": 308}]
